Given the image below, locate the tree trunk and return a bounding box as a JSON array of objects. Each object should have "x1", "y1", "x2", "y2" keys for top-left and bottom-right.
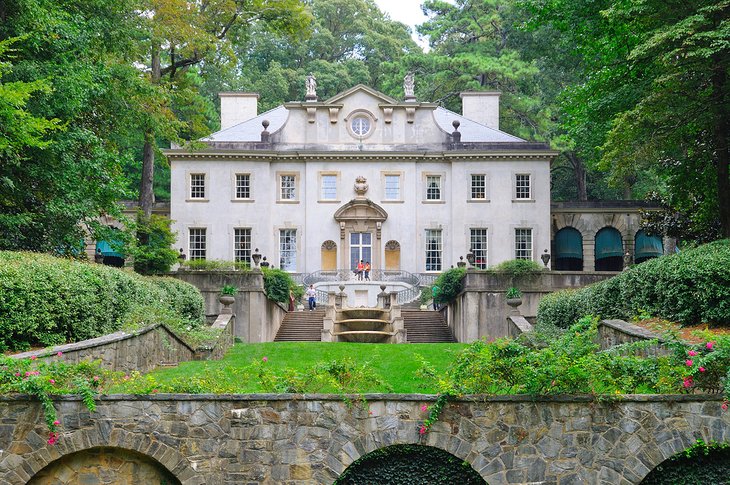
[
  {"x1": 712, "y1": 55, "x2": 730, "y2": 238},
  {"x1": 566, "y1": 151, "x2": 587, "y2": 201},
  {"x1": 139, "y1": 42, "x2": 161, "y2": 219}
]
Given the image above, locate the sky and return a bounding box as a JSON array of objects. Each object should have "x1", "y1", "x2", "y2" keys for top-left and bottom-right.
[{"x1": 373, "y1": 0, "x2": 455, "y2": 49}]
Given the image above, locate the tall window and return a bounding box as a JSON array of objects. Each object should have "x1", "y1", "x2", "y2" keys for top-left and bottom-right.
[
  {"x1": 349, "y1": 232, "x2": 372, "y2": 270},
  {"x1": 279, "y1": 229, "x2": 297, "y2": 271},
  {"x1": 235, "y1": 174, "x2": 250, "y2": 199},
  {"x1": 515, "y1": 174, "x2": 531, "y2": 199},
  {"x1": 234, "y1": 228, "x2": 251, "y2": 263},
  {"x1": 470, "y1": 228, "x2": 488, "y2": 269},
  {"x1": 515, "y1": 228, "x2": 533, "y2": 260},
  {"x1": 471, "y1": 174, "x2": 486, "y2": 199},
  {"x1": 189, "y1": 228, "x2": 206, "y2": 260},
  {"x1": 280, "y1": 175, "x2": 296, "y2": 200},
  {"x1": 425, "y1": 229, "x2": 442, "y2": 271},
  {"x1": 426, "y1": 175, "x2": 441, "y2": 200},
  {"x1": 321, "y1": 174, "x2": 337, "y2": 200},
  {"x1": 190, "y1": 174, "x2": 205, "y2": 199},
  {"x1": 384, "y1": 174, "x2": 400, "y2": 200}
]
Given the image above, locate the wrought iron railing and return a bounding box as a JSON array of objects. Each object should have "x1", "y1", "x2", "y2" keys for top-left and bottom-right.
[
  {"x1": 394, "y1": 285, "x2": 422, "y2": 305},
  {"x1": 315, "y1": 288, "x2": 329, "y2": 305}
]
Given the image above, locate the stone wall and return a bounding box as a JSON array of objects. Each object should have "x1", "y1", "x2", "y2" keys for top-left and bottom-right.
[
  {"x1": 447, "y1": 270, "x2": 613, "y2": 342},
  {"x1": 1, "y1": 394, "x2": 727, "y2": 485}
]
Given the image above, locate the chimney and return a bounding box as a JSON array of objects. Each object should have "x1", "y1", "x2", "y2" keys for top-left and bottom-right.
[
  {"x1": 460, "y1": 91, "x2": 501, "y2": 130},
  {"x1": 219, "y1": 92, "x2": 259, "y2": 130}
]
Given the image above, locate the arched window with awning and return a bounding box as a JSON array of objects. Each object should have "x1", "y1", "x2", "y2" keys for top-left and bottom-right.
[
  {"x1": 594, "y1": 227, "x2": 624, "y2": 271},
  {"x1": 553, "y1": 227, "x2": 583, "y2": 271},
  {"x1": 95, "y1": 234, "x2": 125, "y2": 268},
  {"x1": 634, "y1": 229, "x2": 663, "y2": 264}
]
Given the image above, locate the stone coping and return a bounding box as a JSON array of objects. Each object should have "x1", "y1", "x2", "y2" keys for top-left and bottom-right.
[
  {"x1": 0, "y1": 393, "x2": 722, "y2": 403},
  {"x1": 601, "y1": 319, "x2": 662, "y2": 340}
]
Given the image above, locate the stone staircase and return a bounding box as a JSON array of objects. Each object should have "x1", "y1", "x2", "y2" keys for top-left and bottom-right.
[
  {"x1": 274, "y1": 310, "x2": 325, "y2": 341},
  {"x1": 402, "y1": 310, "x2": 457, "y2": 343}
]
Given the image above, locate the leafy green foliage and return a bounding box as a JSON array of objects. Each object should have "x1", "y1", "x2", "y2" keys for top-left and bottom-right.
[
  {"x1": 538, "y1": 240, "x2": 730, "y2": 327},
  {"x1": 128, "y1": 214, "x2": 179, "y2": 275},
  {"x1": 262, "y1": 267, "x2": 300, "y2": 304},
  {"x1": 506, "y1": 287, "x2": 522, "y2": 299},
  {"x1": 489, "y1": 259, "x2": 543, "y2": 276},
  {"x1": 641, "y1": 440, "x2": 730, "y2": 485},
  {"x1": 0, "y1": 251, "x2": 204, "y2": 351},
  {"x1": 432, "y1": 268, "x2": 466, "y2": 304},
  {"x1": 334, "y1": 444, "x2": 485, "y2": 485}
]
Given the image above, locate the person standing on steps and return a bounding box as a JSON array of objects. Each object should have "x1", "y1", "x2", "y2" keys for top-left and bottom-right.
[
  {"x1": 432, "y1": 284, "x2": 440, "y2": 311},
  {"x1": 364, "y1": 261, "x2": 371, "y2": 281},
  {"x1": 306, "y1": 284, "x2": 317, "y2": 311}
]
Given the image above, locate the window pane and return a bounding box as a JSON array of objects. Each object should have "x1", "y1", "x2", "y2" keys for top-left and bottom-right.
[
  {"x1": 426, "y1": 175, "x2": 441, "y2": 200},
  {"x1": 515, "y1": 228, "x2": 533, "y2": 260},
  {"x1": 234, "y1": 228, "x2": 251, "y2": 263},
  {"x1": 516, "y1": 174, "x2": 531, "y2": 199},
  {"x1": 385, "y1": 175, "x2": 400, "y2": 199},
  {"x1": 471, "y1": 175, "x2": 485, "y2": 199},
  {"x1": 279, "y1": 229, "x2": 296, "y2": 271},
  {"x1": 425, "y1": 229, "x2": 442, "y2": 271},
  {"x1": 190, "y1": 174, "x2": 205, "y2": 199},
  {"x1": 281, "y1": 175, "x2": 296, "y2": 200},
  {"x1": 236, "y1": 174, "x2": 250, "y2": 199},
  {"x1": 470, "y1": 228, "x2": 488, "y2": 269},
  {"x1": 321, "y1": 175, "x2": 337, "y2": 200},
  {"x1": 189, "y1": 228, "x2": 206, "y2": 260}
]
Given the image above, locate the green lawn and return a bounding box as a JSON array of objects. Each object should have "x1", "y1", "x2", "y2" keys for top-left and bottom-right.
[{"x1": 111, "y1": 342, "x2": 468, "y2": 394}]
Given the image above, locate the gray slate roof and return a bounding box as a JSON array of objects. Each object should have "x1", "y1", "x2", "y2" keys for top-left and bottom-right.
[
  {"x1": 432, "y1": 107, "x2": 524, "y2": 143},
  {"x1": 205, "y1": 105, "x2": 289, "y2": 143}
]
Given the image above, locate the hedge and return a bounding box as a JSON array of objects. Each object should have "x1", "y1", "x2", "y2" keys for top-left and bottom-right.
[
  {"x1": 537, "y1": 239, "x2": 730, "y2": 328},
  {"x1": 0, "y1": 251, "x2": 205, "y2": 351}
]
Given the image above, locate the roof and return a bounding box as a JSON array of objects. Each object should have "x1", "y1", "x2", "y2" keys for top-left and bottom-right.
[
  {"x1": 432, "y1": 107, "x2": 524, "y2": 143},
  {"x1": 205, "y1": 105, "x2": 288, "y2": 143}
]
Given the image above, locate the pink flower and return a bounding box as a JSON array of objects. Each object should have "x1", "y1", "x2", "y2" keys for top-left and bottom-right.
[
  {"x1": 123, "y1": 375, "x2": 130, "y2": 381},
  {"x1": 683, "y1": 377, "x2": 693, "y2": 388},
  {"x1": 57, "y1": 351, "x2": 63, "y2": 357},
  {"x1": 49, "y1": 379, "x2": 55, "y2": 384},
  {"x1": 419, "y1": 425, "x2": 427, "y2": 435},
  {"x1": 688, "y1": 350, "x2": 697, "y2": 357},
  {"x1": 262, "y1": 356, "x2": 268, "y2": 362},
  {"x1": 699, "y1": 367, "x2": 706, "y2": 373},
  {"x1": 93, "y1": 376, "x2": 99, "y2": 381},
  {"x1": 14, "y1": 372, "x2": 20, "y2": 377},
  {"x1": 685, "y1": 360, "x2": 693, "y2": 367},
  {"x1": 152, "y1": 389, "x2": 158, "y2": 393},
  {"x1": 25, "y1": 371, "x2": 30, "y2": 377},
  {"x1": 420, "y1": 404, "x2": 428, "y2": 412},
  {"x1": 368, "y1": 410, "x2": 373, "y2": 415},
  {"x1": 53, "y1": 420, "x2": 60, "y2": 426},
  {"x1": 47, "y1": 432, "x2": 58, "y2": 445},
  {"x1": 30, "y1": 355, "x2": 37, "y2": 361},
  {"x1": 706, "y1": 342, "x2": 714, "y2": 350},
  {"x1": 722, "y1": 401, "x2": 728, "y2": 411}
]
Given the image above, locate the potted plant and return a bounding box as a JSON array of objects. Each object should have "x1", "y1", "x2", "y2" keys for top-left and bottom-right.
[
  {"x1": 219, "y1": 284, "x2": 237, "y2": 314},
  {"x1": 505, "y1": 287, "x2": 522, "y2": 313}
]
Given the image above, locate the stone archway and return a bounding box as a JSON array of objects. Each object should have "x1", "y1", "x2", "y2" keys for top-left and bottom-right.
[
  {"x1": 28, "y1": 446, "x2": 180, "y2": 485},
  {"x1": 640, "y1": 443, "x2": 730, "y2": 484},
  {"x1": 334, "y1": 444, "x2": 486, "y2": 484}
]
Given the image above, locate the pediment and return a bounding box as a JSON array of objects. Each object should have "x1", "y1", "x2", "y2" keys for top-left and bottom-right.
[
  {"x1": 334, "y1": 198, "x2": 388, "y2": 222},
  {"x1": 324, "y1": 84, "x2": 397, "y2": 105}
]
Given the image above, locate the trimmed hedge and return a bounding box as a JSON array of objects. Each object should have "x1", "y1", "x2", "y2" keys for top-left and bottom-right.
[
  {"x1": 0, "y1": 251, "x2": 204, "y2": 351},
  {"x1": 537, "y1": 239, "x2": 730, "y2": 328}
]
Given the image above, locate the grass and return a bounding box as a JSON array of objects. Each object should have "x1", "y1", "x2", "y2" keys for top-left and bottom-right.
[{"x1": 109, "y1": 342, "x2": 468, "y2": 394}]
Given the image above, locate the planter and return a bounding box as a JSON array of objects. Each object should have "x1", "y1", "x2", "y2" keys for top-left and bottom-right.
[
  {"x1": 219, "y1": 295, "x2": 235, "y2": 314},
  {"x1": 506, "y1": 297, "x2": 522, "y2": 315}
]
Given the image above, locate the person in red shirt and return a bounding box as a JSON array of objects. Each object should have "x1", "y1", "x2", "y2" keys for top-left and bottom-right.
[{"x1": 356, "y1": 260, "x2": 364, "y2": 280}]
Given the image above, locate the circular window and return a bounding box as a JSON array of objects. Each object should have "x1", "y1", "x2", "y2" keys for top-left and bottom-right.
[{"x1": 351, "y1": 116, "x2": 371, "y2": 137}]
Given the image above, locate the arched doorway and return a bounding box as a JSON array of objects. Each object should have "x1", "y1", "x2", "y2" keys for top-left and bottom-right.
[
  {"x1": 28, "y1": 446, "x2": 180, "y2": 484},
  {"x1": 334, "y1": 198, "x2": 388, "y2": 272},
  {"x1": 634, "y1": 229, "x2": 663, "y2": 264},
  {"x1": 384, "y1": 240, "x2": 401, "y2": 270},
  {"x1": 334, "y1": 444, "x2": 485, "y2": 484},
  {"x1": 553, "y1": 227, "x2": 583, "y2": 270},
  {"x1": 594, "y1": 227, "x2": 624, "y2": 271},
  {"x1": 321, "y1": 240, "x2": 337, "y2": 270},
  {"x1": 640, "y1": 441, "x2": 730, "y2": 484}
]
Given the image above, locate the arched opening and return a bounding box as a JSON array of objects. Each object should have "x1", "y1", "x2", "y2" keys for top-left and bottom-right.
[
  {"x1": 28, "y1": 446, "x2": 180, "y2": 485},
  {"x1": 321, "y1": 240, "x2": 337, "y2": 270},
  {"x1": 594, "y1": 227, "x2": 624, "y2": 271},
  {"x1": 553, "y1": 227, "x2": 583, "y2": 270},
  {"x1": 640, "y1": 441, "x2": 730, "y2": 484},
  {"x1": 384, "y1": 240, "x2": 400, "y2": 270},
  {"x1": 334, "y1": 444, "x2": 485, "y2": 484},
  {"x1": 95, "y1": 227, "x2": 125, "y2": 267},
  {"x1": 634, "y1": 229, "x2": 663, "y2": 264}
]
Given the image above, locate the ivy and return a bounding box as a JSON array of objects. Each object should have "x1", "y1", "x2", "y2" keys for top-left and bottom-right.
[{"x1": 641, "y1": 440, "x2": 730, "y2": 484}]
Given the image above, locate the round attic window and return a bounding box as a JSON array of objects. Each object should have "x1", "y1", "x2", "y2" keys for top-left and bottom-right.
[{"x1": 351, "y1": 116, "x2": 371, "y2": 137}]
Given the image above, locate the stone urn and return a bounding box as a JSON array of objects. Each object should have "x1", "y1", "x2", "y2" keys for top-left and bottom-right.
[
  {"x1": 219, "y1": 295, "x2": 235, "y2": 314},
  {"x1": 506, "y1": 297, "x2": 522, "y2": 315}
]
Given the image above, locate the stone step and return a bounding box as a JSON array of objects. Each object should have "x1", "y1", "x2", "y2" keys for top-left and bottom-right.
[
  {"x1": 401, "y1": 310, "x2": 456, "y2": 343},
  {"x1": 274, "y1": 310, "x2": 325, "y2": 342}
]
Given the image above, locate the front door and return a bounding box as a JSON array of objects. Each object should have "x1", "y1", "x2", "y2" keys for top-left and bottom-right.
[{"x1": 350, "y1": 232, "x2": 372, "y2": 270}]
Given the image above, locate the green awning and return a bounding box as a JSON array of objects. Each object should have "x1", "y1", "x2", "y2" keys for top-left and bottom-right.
[
  {"x1": 555, "y1": 228, "x2": 583, "y2": 259},
  {"x1": 635, "y1": 230, "x2": 663, "y2": 259},
  {"x1": 595, "y1": 228, "x2": 623, "y2": 259},
  {"x1": 96, "y1": 240, "x2": 124, "y2": 258}
]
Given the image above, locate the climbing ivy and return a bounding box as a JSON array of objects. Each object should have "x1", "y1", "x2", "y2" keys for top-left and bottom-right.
[{"x1": 333, "y1": 444, "x2": 485, "y2": 485}]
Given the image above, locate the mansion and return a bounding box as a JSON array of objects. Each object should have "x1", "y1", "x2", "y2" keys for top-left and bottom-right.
[{"x1": 164, "y1": 81, "x2": 664, "y2": 276}]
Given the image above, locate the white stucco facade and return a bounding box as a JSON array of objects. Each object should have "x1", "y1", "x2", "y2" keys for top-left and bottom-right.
[{"x1": 167, "y1": 84, "x2": 557, "y2": 276}]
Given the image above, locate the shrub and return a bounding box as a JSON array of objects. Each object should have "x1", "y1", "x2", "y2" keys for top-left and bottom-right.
[
  {"x1": 262, "y1": 267, "x2": 298, "y2": 304},
  {"x1": 432, "y1": 268, "x2": 466, "y2": 304},
  {"x1": 128, "y1": 214, "x2": 179, "y2": 275},
  {"x1": 0, "y1": 251, "x2": 204, "y2": 351},
  {"x1": 489, "y1": 259, "x2": 542, "y2": 276},
  {"x1": 538, "y1": 240, "x2": 730, "y2": 327}
]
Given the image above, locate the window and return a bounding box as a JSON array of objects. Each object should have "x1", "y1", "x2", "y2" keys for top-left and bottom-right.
[
  {"x1": 280, "y1": 175, "x2": 296, "y2": 200},
  {"x1": 321, "y1": 174, "x2": 337, "y2": 200},
  {"x1": 425, "y1": 229, "x2": 442, "y2": 271},
  {"x1": 234, "y1": 228, "x2": 251, "y2": 263},
  {"x1": 470, "y1": 229, "x2": 488, "y2": 269},
  {"x1": 235, "y1": 174, "x2": 250, "y2": 199},
  {"x1": 426, "y1": 175, "x2": 441, "y2": 200},
  {"x1": 471, "y1": 174, "x2": 486, "y2": 199},
  {"x1": 385, "y1": 174, "x2": 400, "y2": 200},
  {"x1": 189, "y1": 228, "x2": 206, "y2": 260},
  {"x1": 515, "y1": 228, "x2": 533, "y2": 260},
  {"x1": 190, "y1": 174, "x2": 206, "y2": 199},
  {"x1": 279, "y1": 229, "x2": 297, "y2": 271},
  {"x1": 351, "y1": 116, "x2": 371, "y2": 137},
  {"x1": 515, "y1": 174, "x2": 531, "y2": 199}
]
